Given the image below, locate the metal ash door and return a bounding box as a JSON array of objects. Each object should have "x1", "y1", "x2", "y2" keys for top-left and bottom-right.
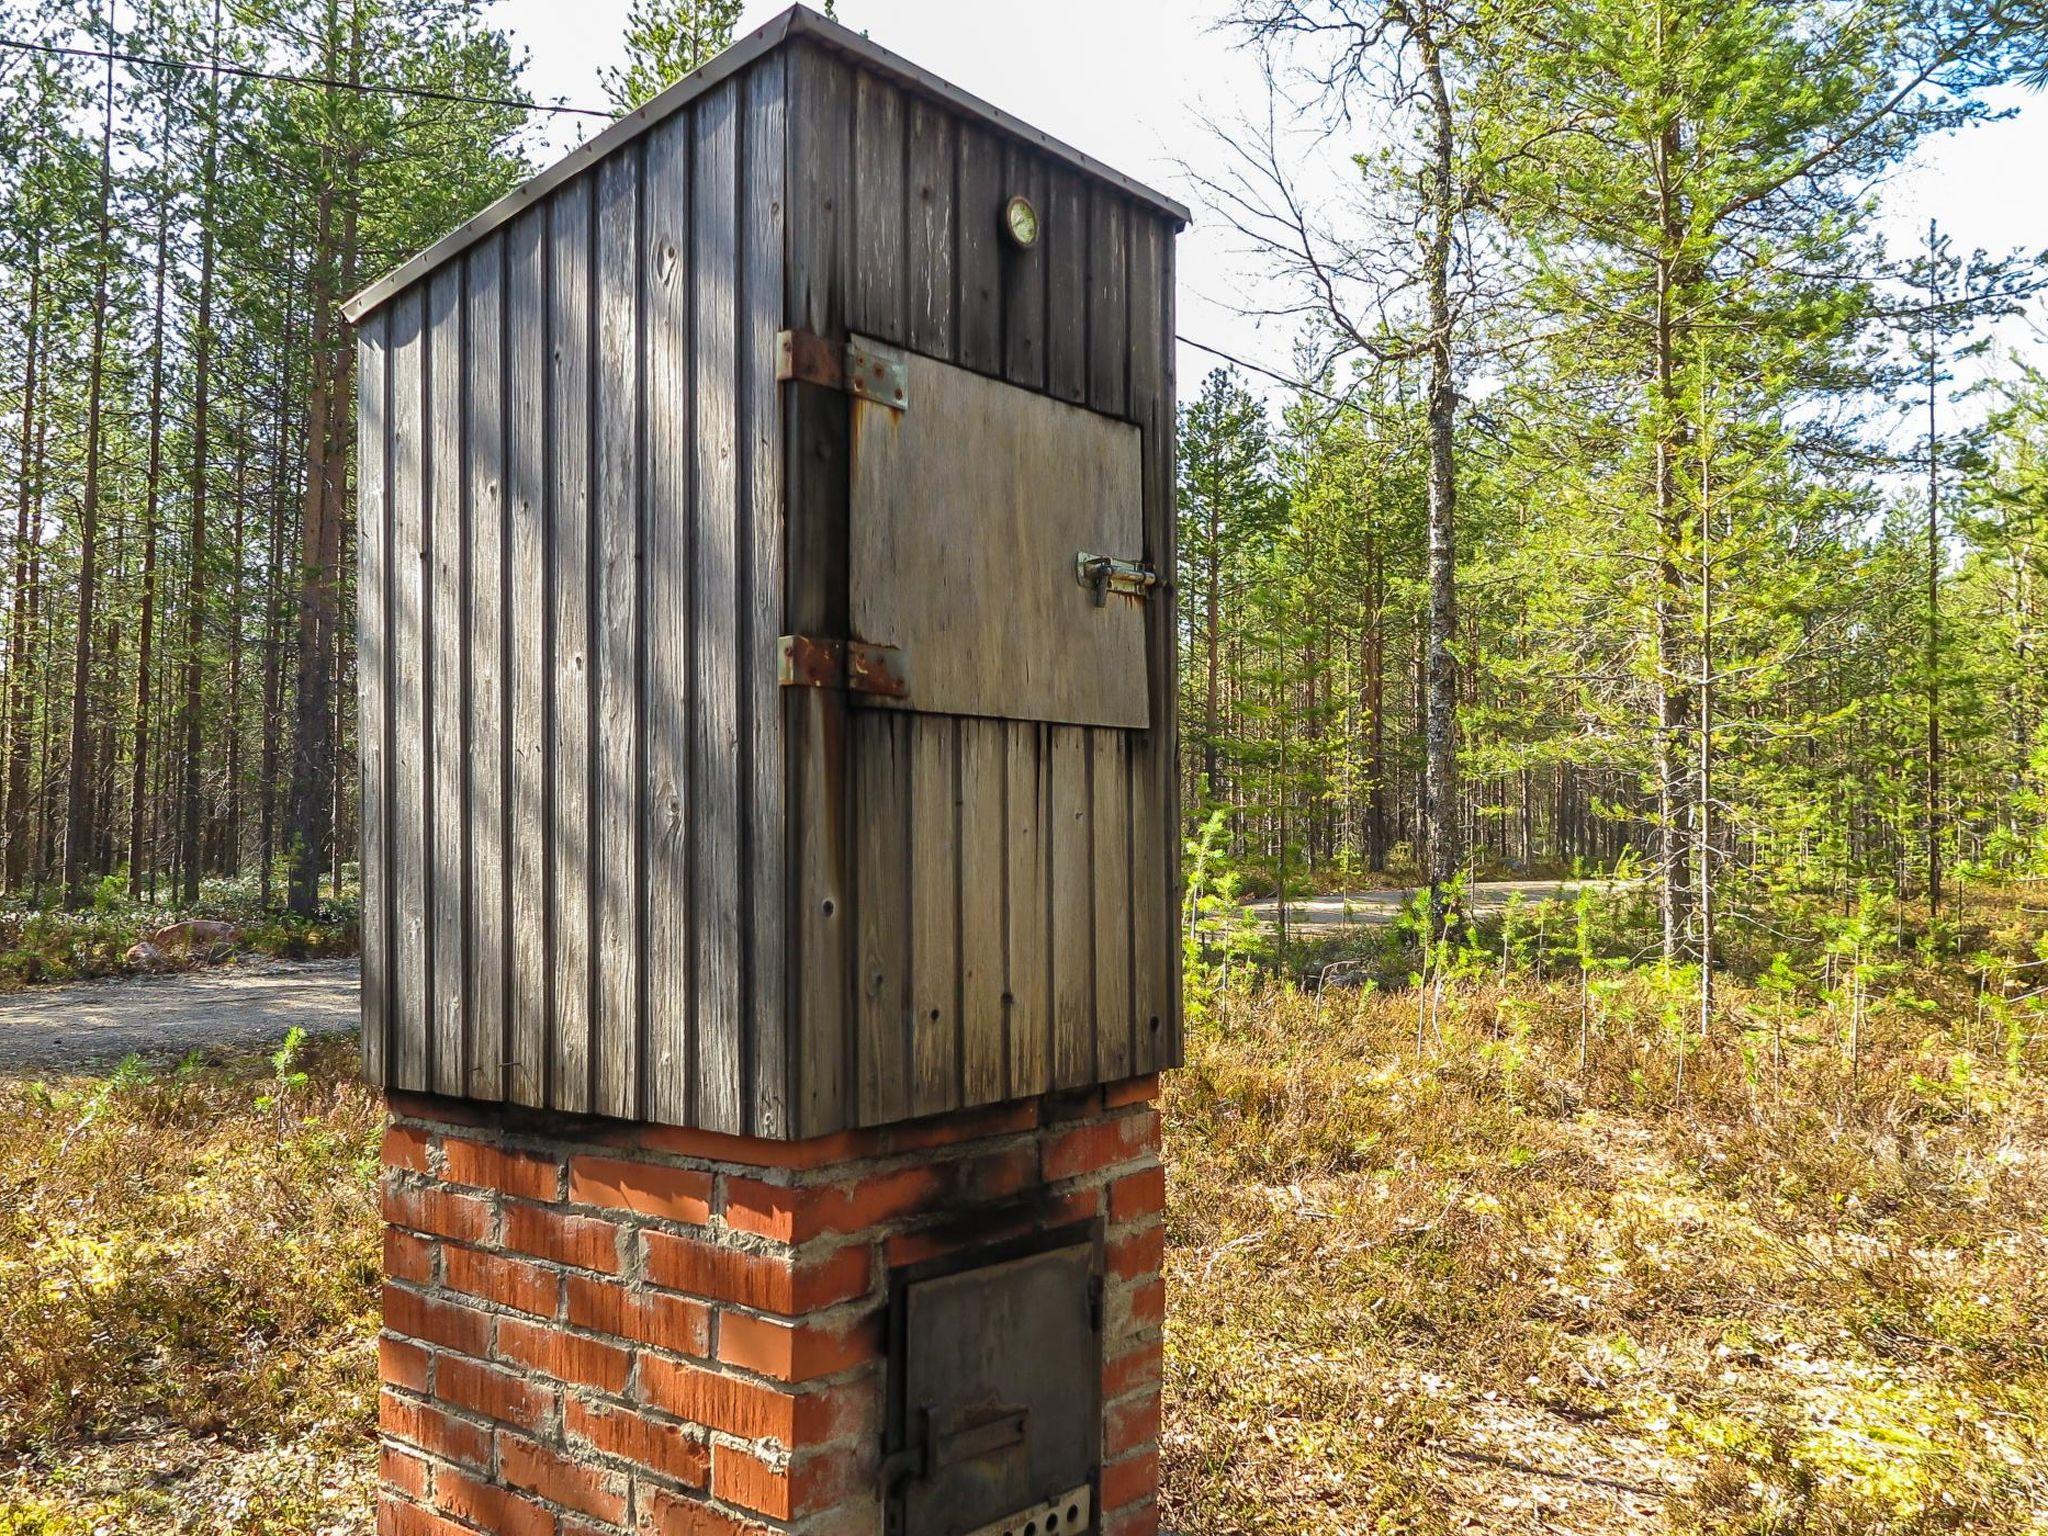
[{"x1": 887, "y1": 1243, "x2": 1101, "y2": 1536}]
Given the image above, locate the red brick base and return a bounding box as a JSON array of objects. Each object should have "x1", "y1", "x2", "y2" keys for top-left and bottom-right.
[{"x1": 376, "y1": 1083, "x2": 1165, "y2": 1536}]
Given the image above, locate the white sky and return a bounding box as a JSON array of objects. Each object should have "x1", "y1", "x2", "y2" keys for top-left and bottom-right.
[{"x1": 500, "y1": 0, "x2": 2048, "y2": 427}]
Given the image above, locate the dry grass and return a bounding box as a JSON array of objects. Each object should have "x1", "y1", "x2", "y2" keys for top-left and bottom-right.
[
  {"x1": 1, "y1": 892, "x2": 2044, "y2": 1534},
  {"x1": 0, "y1": 1035, "x2": 380, "y2": 1534},
  {"x1": 1161, "y1": 906, "x2": 2048, "y2": 1534}
]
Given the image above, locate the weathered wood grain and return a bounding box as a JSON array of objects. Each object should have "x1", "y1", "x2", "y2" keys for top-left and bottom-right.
[
  {"x1": 464, "y1": 238, "x2": 507, "y2": 1101},
  {"x1": 855, "y1": 712, "x2": 912, "y2": 1125},
  {"x1": 357, "y1": 314, "x2": 389, "y2": 1085},
  {"x1": 594, "y1": 148, "x2": 641, "y2": 1121},
  {"x1": 742, "y1": 62, "x2": 789, "y2": 1137},
  {"x1": 955, "y1": 123, "x2": 1003, "y2": 375},
  {"x1": 1003, "y1": 724, "x2": 1050, "y2": 1096},
  {"x1": 908, "y1": 717, "x2": 959, "y2": 1116},
  {"x1": 387, "y1": 288, "x2": 428, "y2": 1093},
  {"x1": 851, "y1": 69, "x2": 904, "y2": 343},
  {"x1": 1091, "y1": 728, "x2": 1133, "y2": 1082},
  {"x1": 958, "y1": 717, "x2": 1006, "y2": 1103},
  {"x1": 504, "y1": 209, "x2": 548, "y2": 1108},
  {"x1": 1048, "y1": 726, "x2": 1093, "y2": 1089},
  {"x1": 1002, "y1": 145, "x2": 1048, "y2": 390},
  {"x1": 692, "y1": 79, "x2": 743, "y2": 1135},
  {"x1": 1087, "y1": 186, "x2": 1129, "y2": 419},
  {"x1": 427, "y1": 265, "x2": 466, "y2": 1098},
  {"x1": 642, "y1": 113, "x2": 693, "y2": 1127},
  {"x1": 1045, "y1": 166, "x2": 1089, "y2": 404},
  {"x1": 548, "y1": 182, "x2": 593, "y2": 1114}
]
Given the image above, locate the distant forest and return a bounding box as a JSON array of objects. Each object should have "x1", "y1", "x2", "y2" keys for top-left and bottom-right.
[{"x1": 2, "y1": 0, "x2": 2046, "y2": 970}]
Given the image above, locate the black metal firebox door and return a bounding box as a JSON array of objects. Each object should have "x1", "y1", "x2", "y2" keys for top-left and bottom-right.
[{"x1": 883, "y1": 1234, "x2": 1102, "y2": 1536}]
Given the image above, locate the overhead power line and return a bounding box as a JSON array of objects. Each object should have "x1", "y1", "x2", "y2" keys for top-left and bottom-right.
[
  {"x1": 1177, "y1": 331, "x2": 1359, "y2": 411},
  {"x1": 0, "y1": 35, "x2": 614, "y2": 118}
]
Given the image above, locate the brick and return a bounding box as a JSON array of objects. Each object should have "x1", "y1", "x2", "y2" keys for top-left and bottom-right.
[
  {"x1": 376, "y1": 1500, "x2": 469, "y2": 1536},
  {"x1": 1104, "y1": 1075, "x2": 1161, "y2": 1109},
  {"x1": 381, "y1": 1182, "x2": 491, "y2": 1245},
  {"x1": 878, "y1": 1098, "x2": 1039, "y2": 1153},
  {"x1": 642, "y1": 1231, "x2": 871, "y2": 1314},
  {"x1": 1108, "y1": 1165, "x2": 1166, "y2": 1224},
  {"x1": 434, "y1": 1466, "x2": 555, "y2": 1536},
  {"x1": 1109, "y1": 1224, "x2": 1166, "y2": 1282},
  {"x1": 384, "y1": 1286, "x2": 491, "y2": 1358},
  {"x1": 1101, "y1": 1447, "x2": 1160, "y2": 1514},
  {"x1": 567, "y1": 1275, "x2": 711, "y2": 1356},
  {"x1": 637, "y1": 1355, "x2": 793, "y2": 1441},
  {"x1": 387, "y1": 1092, "x2": 492, "y2": 1127},
  {"x1": 711, "y1": 1442, "x2": 864, "y2": 1522},
  {"x1": 638, "y1": 1486, "x2": 775, "y2": 1535},
  {"x1": 380, "y1": 1444, "x2": 431, "y2": 1501},
  {"x1": 383, "y1": 1124, "x2": 432, "y2": 1174},
  {"x1": 1103, "y1": 1339, "x2": 1163, "y2": 1401},
  {"x1": 717, "y1": 1308, "x2": 879, "y2": 1383},
  {"x1": 565, "y1": 1396, "x2": 710, "y2": 1486},
  {"x1": 384, "y1": 1228, "x2": 435, "y2": 1285},
  {"x1": 379, "y1": 1335, "x2": 430, "y2": 1393},
  {"x1": 435, "y1": 1354, "x2": 551, "y2": 1432},
  {"x1": 498, "y1": 1430, "x2": 629, "y2": 1524},
  {"x1": 1115, "y1": 1276, "x2": 1165, "y2": 1337},
  {"x1": 1103, "y1": 1502, "x2": 1162, "y2": 1536},
  {"x1": 568, "y1": 1155, "x2": 714, "y2": 1224},
  {"x1": 445, "y1": 1246, "x2": 561, "y2": 1319},
  {"x1": 625, "y1": 1121, "x2": 871, "y2": 1170},
  {"x1": 1104, "y1": 1387, "x2": 1162, "y2": 1460},
  {"x1": 503, "y1": 1202, "x2": 625, "y2": 1273},
  {"x1": 1044, "y1": 1114, "x2": 1157, "y2": 1183},
  {"x1": 884, "y1": 1188, "x2": 1098, "y2": 1270},
  {"x1": 444, "y1": 1138, "x2": 561, "y2": 1203},
  {"x1": 379, "y1": 1390, "x2": 489, "y2": 1469},
  {"x1": 726, "y1": 1148, "x2": 1033, "y2": 1244},
  {"x1": 496, "y1": 1315, "x2": 632, "y2": 1394}
]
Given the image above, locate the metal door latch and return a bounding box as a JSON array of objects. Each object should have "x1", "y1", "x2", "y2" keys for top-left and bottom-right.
[{"x1": 1075, "y1": 552, "x2": 1158, "y2": 606}]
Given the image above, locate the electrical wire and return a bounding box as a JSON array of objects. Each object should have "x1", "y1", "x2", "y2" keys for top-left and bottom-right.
[
  {"x1": 0, "y1": 34, "x2": 613, "y2": 118},
  {"x1": 1177, "y1": 331, "x2": 1361, "y2": 410}
]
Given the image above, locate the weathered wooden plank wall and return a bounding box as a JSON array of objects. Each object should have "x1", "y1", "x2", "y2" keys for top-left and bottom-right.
[
  {"x1": 360, "y1": 30, "x2": 1180, "y2": 1137},
  {"x1": 358, "y1": 53, "x2": 791, "y2": 1133},
  {"x1": 783, "y1": 38, "x2": 1182, "y2": 1136}
]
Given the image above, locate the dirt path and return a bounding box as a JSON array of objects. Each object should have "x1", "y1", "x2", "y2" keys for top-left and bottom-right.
[
  {"x1": 1245, "y1": 878, "x2": 1621, "y2": 928},
  {"x1": 0, "y1": 958, "x2": 360, "y2": 1072}
]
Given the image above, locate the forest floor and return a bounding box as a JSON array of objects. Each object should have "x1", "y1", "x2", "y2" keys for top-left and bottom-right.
[
  {"x1": 0, "y1": 885, "x2": 2043, "y2": 1534},
  {"x1": 1244, "y1": 878, "x2": 1620, "y2": 928}
]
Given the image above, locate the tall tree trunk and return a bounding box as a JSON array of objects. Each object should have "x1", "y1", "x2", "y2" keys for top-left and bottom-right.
[
  {"x1": 6, "y1": 243, "x2": 42, "y2": 894},
  {"x1": 1417, "y1": 22, "x2": 1463, "y2": 925},
  {"x1": 180, "y1": 1, "x2": 224, "y2": 905},
  {"x1": 129, "y1": 151, "x2": 171, "y2": 898},
  {"x1": 224, "y1": 435, "x2": 249, "y2": 873},
  {"x1": 63, "y1": 24, "x2": 117, "y2": 907},
  {"x1": 1653, "y1": 98, "x2": 1693, "y2": 963},
  {"x1": 1924, "y1": 229, "x2": 1942, "y2": 915}
]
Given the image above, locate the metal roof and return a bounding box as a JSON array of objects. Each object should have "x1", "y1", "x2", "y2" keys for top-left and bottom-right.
[{"x1": 342, "y1": 3, "x2": 1190, "y2": 324}]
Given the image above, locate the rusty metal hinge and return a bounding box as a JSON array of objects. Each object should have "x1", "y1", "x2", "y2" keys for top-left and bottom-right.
[
  {"x1": 778, "y1": 634, "x2": 909, "y2": 699},
  {"x1": 1075, "y1": 551, "x2": 1159, "y2": 606},
  {"x1": 775, "y1": 329, "x2": 908, "y2": 411}
]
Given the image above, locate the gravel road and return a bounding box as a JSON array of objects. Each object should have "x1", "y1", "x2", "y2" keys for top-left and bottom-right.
[{"x1": 0, "y1": 957, "x2": 360, "y2": 1072}]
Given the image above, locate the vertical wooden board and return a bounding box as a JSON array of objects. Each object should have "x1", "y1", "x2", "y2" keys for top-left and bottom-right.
[
  {"x1": 642, "y1": 114, "x2": 693, "y2": 1127},
  {"x1": 1087, "y1": 186, "x2": 1129, "y2": 418},
  {"x1": 1045, "y1": 167, "x2": 1088, "y2": 404},
  {"x1": 787, "y1": 44, "x2": 850, "y2": 339},
  {"x1": 427, "y1": 265, "x2": 466, "y2": 1098},
  {"x1": 388, "y1": 289, "x2": 428, "y2": 1093},
  {"x1": 505, "y1": 210, "x2": 549, "y2": 1108},
  {"x1": 743, "y1": 62, "x2": 789, "y2": 1137},
  {"x1": 851, "y1": 69, "x2": 903, "y2": 343},
  {"x1": 958, "y1": 718, "x2": 1006, "y2": 1105},
  {"x1": 549, "y1": 181, "x2": 593, "y2": 1114},
  {"x1": 1048, "y1": 725, "x2": 1093, "y2": 1089},
  {"x1": 905, "y1": 96, "x2": 954, "y2": 360},
  {"x1": 784, "y1": 48, "x2": 853, "y2": 1137},
  {"x1": 1159, "y1": 226, "x2": 1183, "y2": 1063},
  {"x1": 693, "y1": 80, "x2": 744, "y2": 1134},
  {"x1": 1004, "y1": 724, "x2": 1050, "y2": 1097},
  {"x1": 854, "y1": 712, "x2": 911, "y2": 1125},
  {"x1": 908, "y1": 717, "x2": 959, "y2": 1117},
  {"x1": 1127, "y1": 215, "x2": 1175, "y2": 1072},
  {"x1": 464, "y1": 238, "x2": 507, "y2": 1101},
  {"x1": 955, "y1": 124, "x2": 1003, "y2": 375},
  {"x1": 594, "y1": 149, "x2": 641, "y2": 1121},
  {"x1": 1002, "y1": 146, "x2": 1048, "y2": 390},
  {"x1": 357, "y1": 314, "x2": 389, "y2": 1084},
  {"x1": 1090, "y1": 729, "x2": 1133, "y2": 1083}
]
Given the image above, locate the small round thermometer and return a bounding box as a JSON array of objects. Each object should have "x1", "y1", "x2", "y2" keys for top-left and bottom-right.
[{"x1": 1003, "y1": 194, "x2": 1041, "y2": 249}]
